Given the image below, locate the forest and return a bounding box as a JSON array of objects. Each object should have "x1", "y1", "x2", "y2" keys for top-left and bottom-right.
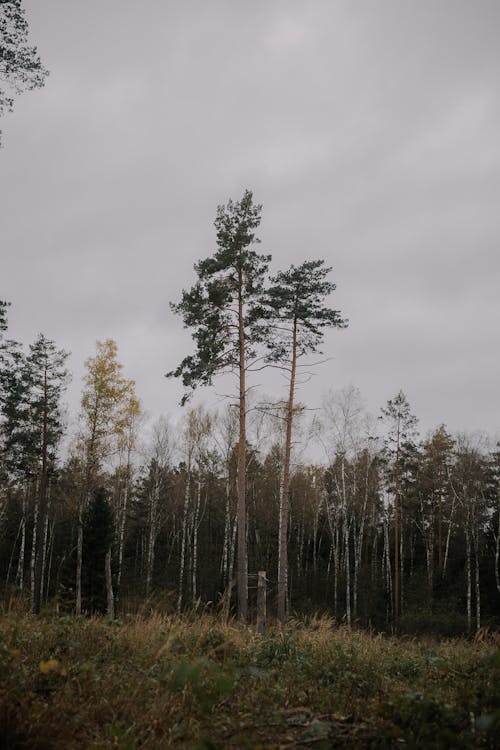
[
  {"x1": 1, "y1": 191, "x2": 499, "y2": 638},
  {"x1": 3, "y1": 4, "x2": 500, "y2": 747}
]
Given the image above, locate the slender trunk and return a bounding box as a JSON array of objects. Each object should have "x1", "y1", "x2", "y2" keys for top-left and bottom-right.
[
  {"x1": 177, "y1": 468, "x2": 190, "y2": 613},
  {"x1": 465, "y1": 524, "x2": 472, "y2": 634},
  {"x1": 220, "y1": 475, "x2": 231, "y2": 585},
  {"x1": 438, "y1": 490, "x2": 443, "y2": 575},
  {"x1": 495, "y1": 511, "x2": 500, "y2": 596},
  {"x1": 40, "y1": 483, "x2": 51, "y2": 604},
  {"x1": 105, "y1": 547, "x2": 114, "y2": 618},
  {"x1": 410, "y1": 523, "x2": 415, "y2": 578},
  {"x1": 277, "y1": 320, "x2": 297, "y2": 624},
  {"x1": 45, "y1": 520, "x2": 55, "y2": 603},
  {"x1": 371, "y1": 521, "x2": 378, "y2": 585},
  {"x1": 16, "y1": 487, "x2": 28, "y2": 591},
  {"x1": 333, "y1": 522, "x2": 339, "y2": 617},
  {"x1": 421, "y1": 495, "x2": 434, "y2": 591},
  {"x1": 327, "y1": 542, "x2": 333, "y2": 579},
  {"x1": 146, "y1": 479, "x2": 158, "y2": 596},
  {"x1": 76, "y1": 504, "x2": 83, "y2": 615},
  {"x1": 394, "y1": 435, "x2": 400, "y2": 625},
  {"x1": 400, "y1": 504, "x2": 404, "y2": 615},
  {"x1": 236, "y1": 266, "x2": 248, "y2": 622},
  {"x1": 384, "y1": 512, "x2": 393, "y2": 621},
  {"x1": 30, "y1": 486, "x2": 39, "y2": 610},
  {"x1": 192, "y1": 477, "x2": 201, "y2": 604},
  {"x1": 256, "y1": 570, "x2": 267, "y2": 635},
  {"x1": 228, "y1": 512, "x2": 237, "y2": 587},
  {"x1": 117, "y1": 451, "x2": 132, "y2": 597},
  {"x1": 344, "y1": 517, "x2": 351, "y2": 628},
  {"x1": 354, "y1": 460, "x2": 369, "y2": 620},
  {"x1": 473, "y1": 521, "x2": 480, "y2": 631},
  {"x1": 116, "y1": 484, "x2": 127, "y2": 592},
  {"x1": 353, "y1": 537, "x2": 359, "y2": 620},
  {"x1": 7, "y1": 519, "x2": 23, "y2": 587},
  {"x1": 443, "y1": 494, "x2": 455, "y2": 577},
  {"x1": 33, "y1": 369, "x2": 49, "y2": 615}
]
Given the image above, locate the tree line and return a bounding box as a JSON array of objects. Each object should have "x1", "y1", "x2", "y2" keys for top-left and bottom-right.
[{"x1": 1, "y1": 192, "x2": 499, "y2": 634}]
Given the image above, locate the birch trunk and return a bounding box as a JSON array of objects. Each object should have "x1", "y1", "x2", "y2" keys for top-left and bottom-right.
[
  {"x1": 192, "y1": 478, "x2": 201, "y2": 604},
  {"x1": 220, "y1": 476, "x2": 231, "y2": 585},
  {"x1": 443, "y1": 494, "x2": 455, "y2": 577},
  {"x1": 39, "y1": 486, "x2": 51, "y2": 604},
  {"x1": 33, "y1": 368, "x2": 49, "y2": 615},
  {"x1": 45, "y1": 520, "x2": 55, "y2": 603},
  {"x1": 105, "y1": 547, "x2": 114, "y2": 618},
  {"x1": 473, "y1": 522, "x2": 481, "y2": 631},
  {"x1": 177, "y1": 468, "x2": 191, "y2": 613},
  {"x1": 344, "y1": 518, "x2": 351, "y2": 628},
  {"x1": 145, "y1": 478, "x2": 159, "y2": 596},
  {"x1": 30, "y1": 488, "x2": 39, "y2": 610},
  {"x1": 465, "y1": 524, "x2": 472, "y2": 634}
]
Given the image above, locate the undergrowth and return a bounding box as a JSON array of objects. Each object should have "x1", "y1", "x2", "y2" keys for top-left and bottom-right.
[{"x1": 0, "y1": 611, "x2": 499, "y2": 748}]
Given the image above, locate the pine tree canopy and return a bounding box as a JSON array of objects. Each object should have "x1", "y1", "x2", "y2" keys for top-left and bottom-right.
[{"x1": 167, "y1": 190, "x2": 271, "y2": 403}]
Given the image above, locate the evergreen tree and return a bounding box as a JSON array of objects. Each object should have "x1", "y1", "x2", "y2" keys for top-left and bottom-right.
[
  {"x1": 380, "y1": 391, "x2": 418, "y2": 625},
  {"x1": 264, "y1": 260, "x2": 347, "y2": 623},
  {"x1": 82, "y1": 487, "x2": 115, "y2": 614},
  {"x1": 25, "y1": 334, "x2": 69, "y2": 613},
  {"x1": 168, "y1": 189, "x2": 271, "y2": 622},
  {"x1": 0, "y1": 0, "x2": 48, "y2": 143}
]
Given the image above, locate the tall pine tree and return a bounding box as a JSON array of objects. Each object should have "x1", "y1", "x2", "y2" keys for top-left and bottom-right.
[
  {"x1": 168, "y1": 190, "x2": 270, "y2": 621},
  {"x1": 264, "y1": 260, "x2": 347, "y2": 623}
]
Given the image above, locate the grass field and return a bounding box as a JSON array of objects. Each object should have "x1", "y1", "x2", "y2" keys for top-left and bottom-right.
[{"x1": 1, "y1": 610, "x2": 499, "y2": 749}]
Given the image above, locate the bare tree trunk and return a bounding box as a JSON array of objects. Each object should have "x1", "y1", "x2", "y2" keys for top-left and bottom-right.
[
  {"x1": 465, "y1": 525, "x2": 472, "y2": 634},
  {"x1": 410, "y1": 523, "x2": 415, "y2": 578},
  {"x1": 177, "y1": 470, "x2": 190, "y2": 613},
  {"x1": 473, "y1": 522, "x2": 481, "y2": 631},
  {"x1": 45, "y1": 519, "x2": 55, "y2": 604},
  {"x1": 443, "y1": 494, "x2": 455, "y2": 577},
  {"x1": 105, "y1": 547, "x2": 114, "y2": 618},
  {"x1": 145, "y1": 479, "x2": 159, "y2": 596},
  {"x1": 17, "y1": 488, "x2": 28, "y2": 591},
  {"x1": 236, "y1": 266, "x2": 248, "y2": 623},
  {"x1": 344, "y1": 518, "x2": 351, "y2": 628},
  {"x1": 39, "y1": 485, "x2": 51, "y2": 605},
  {"x1": 400, "y1": 505, "x2": 404, "y2": 615},
  {"x1": 333, "y1": 522, "x2": 339, "y2": 617},
  {"x1": 371, "y1": 527, "x2": 378, "y2": 585},
  {"x1": 192, "y1": 477, "x2": 201, "y2": 604},
  {"x1": 437, "y1": 491, "x2": 443, "y2": 575},
  {"x1": 228, "y1": 512, "x2": 237, "y2": 589},
  {"x1": 220, "y1": 476, "x2": 231, "y2": 586},
  {"x1": 394, "y1": 438, "x2": 400, "y2": 626},
  {"x1": 117, "y1": 452, "x2": 132, "y2": 597},
  {"x1": 33, "y1": 370, "x2": 49, "y2": 615},
  {"x1": 256, "y1": 571, "x2": 267, "y2": 635},
  {"x1": 384, "y1": 512, "x2": 393, "y2": 621},
  {"x1": 353, "y1": 461, "x2": 369, "y2": 620},
  {"x1": 6, "y1": 519, "x2": 23, "y2": 588},
  {"x1": 277, "y1": 320, "x2": 297, "y2": 624},
  {"x1": 495, "y1": 512, "x2": 500, "y2": 596},
  {"x1": 76, "y1": 504, "x2": 84, "y2": 615},
  {"x1": 30, "y1": 488, "x2": 39, "y2": 611}
]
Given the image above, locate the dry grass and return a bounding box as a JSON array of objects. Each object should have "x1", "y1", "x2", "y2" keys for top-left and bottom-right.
[{"x1": 0, "y1": 610, "x2": 499, "y2": 748}]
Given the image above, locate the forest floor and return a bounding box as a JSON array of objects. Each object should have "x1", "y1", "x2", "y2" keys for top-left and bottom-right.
[{"x1": 0, "y1": 609, "x2": 499, "y2": 749}]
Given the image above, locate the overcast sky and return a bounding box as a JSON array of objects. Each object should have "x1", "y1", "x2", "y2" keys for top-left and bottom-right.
[{"x1": 1, "y1": 0, "x2": 499, "y2": 442}]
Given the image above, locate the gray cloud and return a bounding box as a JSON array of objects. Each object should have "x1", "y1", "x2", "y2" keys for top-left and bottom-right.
[{"x1": 2, "y1": 0, "x2": 499, "y2": 441}]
